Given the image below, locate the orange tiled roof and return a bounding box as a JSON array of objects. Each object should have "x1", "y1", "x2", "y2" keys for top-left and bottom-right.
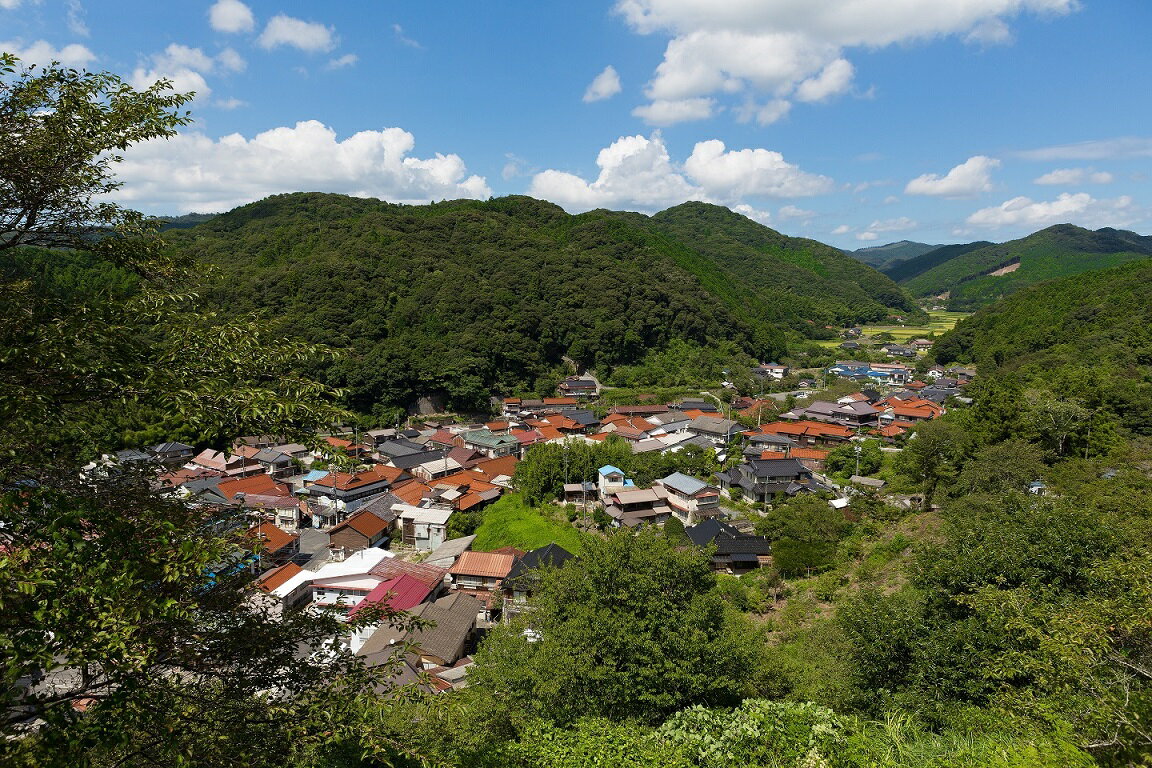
[
  {"x1": 254, "y1": 562, "x2": 303, "y2": 592},
  {"x1": 324, "y1": 436, "x2": 353, "y2": 449},
  {"x1": 790, "y1": 448, "x2": 830, "y2": 460},
  {"x1": 247, "y1": 522, "x2": 298, "y2": 553},
  {"x1": 448, "y1": 550, "x2": 515, "y2": 579},
  {"x1": 218, "y1": 473, "x2": 291, "y2": 500},
  {"x1": 759, "y1": 420, "x2": 854, "y2": 439},
  {"x1": 471, "y1": 455, "x2": 518, "y2": 480},
  {"x1": 331, "y1": 510, "x2": 391, "y2": 538},
  {"x1": 543, "y1": 397, "x2": 578, "y2": 406}
]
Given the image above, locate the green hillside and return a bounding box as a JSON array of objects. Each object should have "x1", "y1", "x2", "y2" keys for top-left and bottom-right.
[
  {"x1": 172, "y1": 193, "x2": 917, "y2": 413},
  {"x1": 904, "y1": 224, "x2": 1152, "y2": 309},
  {"x1": 934, "y1": 259, "x2": 1152, "y2": 434},
  {"x1": 650, "y1": 202, "x2": 921, "y2": 324},
  {"x1": 883, "y1": 240, "x2": 992, "y2": 282}
]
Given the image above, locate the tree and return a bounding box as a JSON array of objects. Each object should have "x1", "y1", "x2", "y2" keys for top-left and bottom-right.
[
  {"x1": 0, "y1": 57, "x2": 409, "y2": 766},
  {"x1": 895, "y1": 420, "x2": 969, "y2": 510},
  {"x1": 469, "y1": 529, "x2": 756, "y2": 726}
]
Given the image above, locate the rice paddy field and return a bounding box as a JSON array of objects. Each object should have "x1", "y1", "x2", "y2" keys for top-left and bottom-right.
[{"x1": 813, "y1": 310, "x2": 970, "y2": 349}]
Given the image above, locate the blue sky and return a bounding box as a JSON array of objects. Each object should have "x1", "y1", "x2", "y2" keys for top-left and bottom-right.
[{"x1": 4, "y1": 0, "x2": 1152, "y2": 248}]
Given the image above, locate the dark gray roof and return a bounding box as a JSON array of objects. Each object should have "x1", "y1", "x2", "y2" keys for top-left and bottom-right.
[
  {"x1": 748, "y1": 433, "x2": 796, "y2": 446},
  {"x1": 150, "y1": 442, "x2": 194, "y2": 454},
  {"x1": 115, "y1": 448, "x2": 153, "y2": 463},
  {"x1": 748, "y1": 458, "x2": 809, "y2": 478},
  {"x1": 253, "y1": 448, "x2": 292, "y2": 465},
  {"x1": 567, "y1": 410, "x2": 598, "y2": 427},
  {"x1": 389, "y1": 449, "x2": 447, "y2": 470},
  {"x1": 405, "y1": 592, "x2": 481, "y2": 664},
  {"x1": 377, "y1": 439, "x2": 426, "y2": 458},
  {"x1": 504, "y1": 543, "x2": 574, "y2": 586},
  {"x1": 685, "y1": 518, "x2": 741, "y2": 547}
]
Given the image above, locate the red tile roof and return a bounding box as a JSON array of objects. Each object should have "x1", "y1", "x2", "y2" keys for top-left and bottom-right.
[
  {"x1": 543, "y1": 397, "x2": 578, "y2": 406},
  {"x1": 789, "y1": 448, "x2": 830, "y2": 460},
  {"x1": 349, "y1": 573, "x2": 433, "y2": 618},
  {"x1": 758, "y1": 420, "x2": 855, "y2": 439},
  {"x1": 470, "y1": 455, "x2": 518, "y2": 480}
]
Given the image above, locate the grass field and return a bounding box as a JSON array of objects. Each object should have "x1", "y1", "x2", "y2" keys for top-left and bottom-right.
[
  {"x1": 813, "y1": 310, "x2": 970, "y2": 349},
  {"x1": 471, "y1": 492, "x2": 586, "y2": 554}
]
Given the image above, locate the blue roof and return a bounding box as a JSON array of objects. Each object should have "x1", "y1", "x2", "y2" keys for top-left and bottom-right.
[
  {"x1": 598, "y1": 465, "x2": 625, "y2": 476},
  {"x1": 303, "y1": 469, "x2": 328, "y2": 482}
]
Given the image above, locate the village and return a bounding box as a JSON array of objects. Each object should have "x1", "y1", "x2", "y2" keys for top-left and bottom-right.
[{"x1": 94, "y1": 335, "x2": 977, "y2": 694}]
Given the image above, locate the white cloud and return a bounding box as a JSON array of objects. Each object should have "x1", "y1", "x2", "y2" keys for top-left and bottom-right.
[
  {"x1": 209, "y1": 0, "x2": 255, "y2": 34},
  {"x1": 795, "y1": 58, "x2": 853, "y2": 103},
  {"x1": 778, "y1": 204, "x2": 815, "y2": 220},
  {"x1": 583, "y1": 65, "x2": 622, "y2": 102},
  {"x1": 0, "y1": 0, "x2": 23, "y2": 9},
  {"x1": 529, "y1": 132, "x2": 833, "y2": 212},
  {"x1": 966, "y1": 193, "x2": 1139, "y2": 230},
  {"x1": 856, "y1": 231, "x2": 878, "y2": 241},
  {"x1": 1033, "y1": 167, "x2": 1115, "y2": 185},
  {"x1": 620, "y1": 0, "x2": 1076, "y2": 124},
  {"x1": 905, "y1": 155, "x2": 1000, "y2": 198},
  {"x1": 868, "y1": 216, "x2": 917, "y2": 232},
  {"x1": 110, "y1": 120, "x2": 491, "y2": 213},
  {"x1": 831, "y1": 224, "x2": 851, "y2": 235},
  {"x1": 258, "y1": 15, "x2": 336, "y2": 53},
  {"x1": 129, "y1": 44, "x2": 244, "y2": 102},
  {"x1": 529, "y1": 133, "x2": 698, "y2": 211},
  {"x1": 66, "y1": 0, "x2": 89, "y2": 37},
  {"x1": 327, "y1": 53, "x2": 358, "y2": 70},
  {"x1": 392, "y1": 24, "x2": 422, "y2": 49},
  {"x1": 632, "y1": 97, "x2": 714, "y2": 125},
  {"x1": 217, "y1": 47, "x2": 245, "y2": 72},
  {"x1": 732, "y1": 204, "x2": 772, "y2": 225},
  {"x1": 684, "y1": 139, "x2": 834, "y2": 198},
  {"x1": 214, "y1": 97, "x2": 245, "y2": 110},
  {"x1": 1018, "y1": 137, "x2": 1152, "y2": 161},
  {"x1": 735, "y1": 98, "x2": 791, "y2": 126},
  {"x1": 1, "y1": 39, "x2": 96, "y2": 67}
]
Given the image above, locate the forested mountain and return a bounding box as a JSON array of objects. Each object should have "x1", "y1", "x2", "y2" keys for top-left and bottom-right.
[
  {"x1": 847, "y1": 239, "x2": 942, "y2": 269},
  {"x1": 934, "y1": 258, "x2": 1152, "y2": 435},
  {"x1": 903, "y1": 224, "x2": 1152, "y2": 309},
  {"x1": 883, "y1": 240, "x2": 992, "y2": 282},
  {"x1": 172, "y1": 193, "x2": 917, "y2": 413},
  {"x1": 649, "y1": 202, "x2": 920, "y2": 323}
]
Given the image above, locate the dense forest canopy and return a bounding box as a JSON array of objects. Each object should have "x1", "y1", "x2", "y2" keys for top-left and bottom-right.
[{"x1": 168, "y1": 193, "x2": 918, "y2": 413}]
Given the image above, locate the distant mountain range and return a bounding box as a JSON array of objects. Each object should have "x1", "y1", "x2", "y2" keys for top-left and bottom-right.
[
  {"x1": 851, "y1": 224, "x2": 1152, "y2": 310},
  {"x1": 846, "y1": 240, "x2": 944, "y2": 270}
]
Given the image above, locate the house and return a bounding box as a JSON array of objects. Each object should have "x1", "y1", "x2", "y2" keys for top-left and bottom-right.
[
  {"x1": 745, "y1": 432, "x2": 797, "y2": 456},
  {"x1": 265, "y1": 548, "x2": 394, "y2": 612},
  {"x1": 910, "y1": 338, "x2": 934, "y2": 351},
  {"x1": 562, "y1": 481, "x2": 597, "y2": 505},
  {"x1": 149, "y1": 441, "x2": 195, "y2": 463},
  {"x1": 459, "y1": 429, "x2": 520, "y2": 458},
  {"x1": 328, "y1": 509, "x2": 392, "y2": 555},
  {"x1": 756, "y1": 420, "x2": 855, "y2": 447},
  {"x1": 308, "y1": 466, "x2": 398, "y2": 514},
  {"x1": 448, "y1": 550, "x2": 516, "y2": 593},
  {"x1": 881, "y1": 344, "x2": 917, "y2": 358},
  {"x1": 685, "y1": 519, "x2": 771, "y2": 573},
  {"x1": 216, "y1": 473, "x2": 294, "y2": 505},
  {"x1": 782, "y1": 400, "x2": 881, "y2": 428},
  {"x1": 395, "y1": 504, "x2": 453, "y2": 551},
  {"x1": 603, "y1": 487, "x2": 673, "y2": 527},
  {"x1": 850, "y1": 475, "x2": 886, "y2": 490},
  {"x1": 839, "y1": 340, "x2": 861, "y2": 350},
  {"x1": 717, "y1": 458, "x2": 819, "y2": 502},
  {"x1": 597, "y1": 464, "x2": 631, "y2": 497},
  {"x1": 752, "y1": 363, "x2": 790, "y2": 380},
  {"x1": 686, "y1": 416, "x2": 742, "y2": 445},
  {"x1": 346, "y1": 573, "x2": 436, "y2": 653},
  {"x1": 654, "y1": 472, "x2": 721, "y2": 525},
  {"x1": 252, "y1": 448, "x2": 294, "y2": 478},
  {"x1": 557, "y1": 376, "x2": 598, "y2": 398},
  {"x1": 189, "y1": 448, "x2": 262, "y2": 477},
  {"x1": 542, "y1": 397, "x2": 579, "y2": 411},
  {"x1": 359, "y1": 592, "x2": 482, "y2": 668},
  {"x1": 500, "y1": 543, "x2": 574, "y2": 617},
  {"x1": 789, "y1": 447, "x2": 830, "y2": 471},
  {"x1": 247, "y1": 522, "x2": 299, "y2": 568}
]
